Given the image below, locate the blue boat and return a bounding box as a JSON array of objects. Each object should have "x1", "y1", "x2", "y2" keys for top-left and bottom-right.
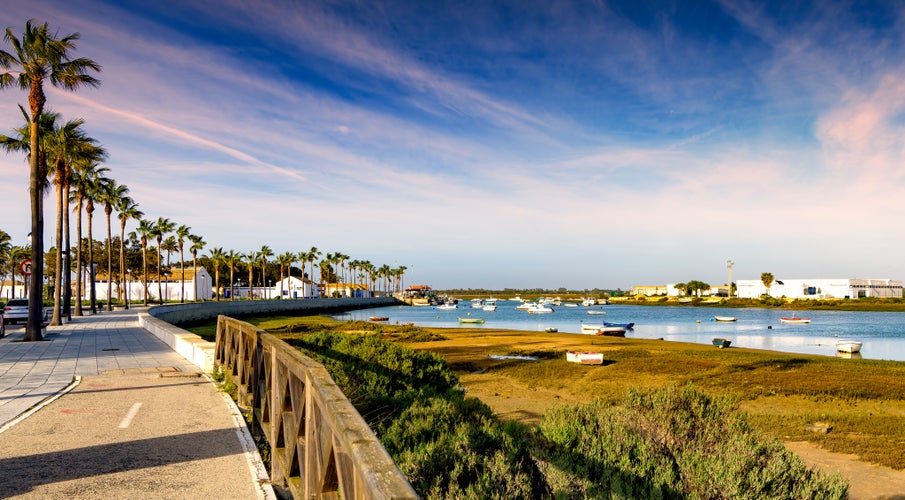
[{"x1": 604, "y1": 321, "x2": 635, "y2": 329}]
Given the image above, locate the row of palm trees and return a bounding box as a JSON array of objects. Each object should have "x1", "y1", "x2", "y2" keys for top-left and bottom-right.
[
  {"x1": 204, "y1": 247, "x2": 409, "y2": 301},
  {"x1": 0, "y1": 19, "x2": 411, "y2": 342}
]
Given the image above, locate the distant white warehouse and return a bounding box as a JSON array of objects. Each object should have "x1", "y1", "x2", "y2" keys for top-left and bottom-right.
[{"x1": 736, "y1": 278, "x2": 903, "y2": 300}]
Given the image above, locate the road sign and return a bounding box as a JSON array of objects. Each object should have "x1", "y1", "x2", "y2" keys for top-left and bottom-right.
[{"x1": 20, "y1": 259, "x2": 32, "y2": 275}]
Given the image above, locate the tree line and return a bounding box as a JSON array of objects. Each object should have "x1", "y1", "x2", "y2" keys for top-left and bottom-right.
[{"x1": 0, "y1": 19, "x2": 408, "y2": 341}]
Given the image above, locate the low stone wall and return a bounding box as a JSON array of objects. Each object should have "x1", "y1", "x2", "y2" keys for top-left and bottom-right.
[{"x1": 139, "y1": 297, "x2": 400, "y2": 372}]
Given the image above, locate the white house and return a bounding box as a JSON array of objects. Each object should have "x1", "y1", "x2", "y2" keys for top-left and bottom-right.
[
  {"x1": 736, "y1": 278, "x2": 903, "y2": 299},
  {"x1": 87, "y1": 267, "x2": 213, "y2": 302},
  {"x1": 272, "y1": 276, "x2": 316, "y2": 299},
  {"x1": 1, "y1": 280, "x2": 27, "y2": 300}
]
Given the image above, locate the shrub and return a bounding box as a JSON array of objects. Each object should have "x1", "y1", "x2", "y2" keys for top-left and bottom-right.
[{"x1": 535, "y1": 385, "x2": 848, "y2": 498}]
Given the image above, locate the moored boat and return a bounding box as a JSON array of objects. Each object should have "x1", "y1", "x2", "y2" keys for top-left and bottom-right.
[
  {"x1": 580, "y1": 324, "x2": 604, "y2": 334},
  {"x1": 587, "y1": 310, "x2": 607, "y2": 315},
  {"x1": 436, "y1": 303, "x2": 457, "y2": 310},
  {"x1": 712, "y1": 338, "x2": 731, "y2": 348},
  {"x1": 836, "y1": 340, "x2": 862, "y2": 353},
  {"x1": 780, "y1": 317, "x2": 811, "y2": 324},
  {"x1": 483, "y1": 304, "x2": 497, "y2": 312},
  {"x1": 713, "y1": 316, "x2": 737, "y2": 322},
  {"x1": 528, "y1": 304, "x2": 554, "y2": 314},
  {"x1": 458, "y1": 317, "x2": 485, "y2": 324},
  {"x1": 566, "y1": 351, "x2": 604, "y2": 365},
  {"x1": 369, "y1": 316, "x2": 389, "y2": 322},
  {"x1": 596, "y1": 326, "x2": 627, "y2": 337},
  {"x1": 604, "y1": 321, "x2": 635, "y2": 329}
]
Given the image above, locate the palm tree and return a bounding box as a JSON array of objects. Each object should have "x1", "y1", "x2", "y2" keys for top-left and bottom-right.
[
  {"x1": 189, "y1": 234, "x2": 205, "y2": 302},
  {"x1": 100, "y1": 181, "x2": 128, "y2": 311},
  {"x1": 258, "y1": 245, "x2": 273, "y2": 299},
  {"x1": 761, "y1": 272, "x2": 775, "y2": 298},
  {"x1": 151, "y1": 217, "x2": 175, "y2": 304},
  {"x1": 245, "y1": 251, "x2": 257, "y2": 299},
  {"x1": 162, "y1": 235, "x2": 177, "y2": 302},
  {"x1": 1, "y1": 19, "x2": 101, "y2": 341},
  {"x1": 87, "y1": 176, "x2": 112, "y2": 313},
  {"x1": 226, "y1": 250, "x2": 239, "y2": 300},
  {"x1": 208, "y1": 247, "x2": 225, "y2": 301},
  {"x1": 306, "y1": 247, "x2": 321, "y2": 297},
  {"x1": 70, "y1": 160, "x2": 109, "y2": 315},
  {"x1": 134, "y1": 219, "x2": 153, "y2": 305},
  {"x1": 116, "y1": 197, "x2": 141, "y2": 308},
  {"x1": 174, "y1": 225, "x2": 191, "y2": 303},
  {"x1": 276, "y1": 251, "x2": 293, "y2": 299}
]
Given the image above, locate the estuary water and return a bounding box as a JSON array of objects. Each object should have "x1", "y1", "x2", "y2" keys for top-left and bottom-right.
[{"x1": 335, "y1": 301, "x2": 905, "y2": 362}]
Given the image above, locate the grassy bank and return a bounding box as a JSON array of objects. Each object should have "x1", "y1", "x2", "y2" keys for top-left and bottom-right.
[{"x1": 191, "y1": 314, "x2": 905, "y2": 471}]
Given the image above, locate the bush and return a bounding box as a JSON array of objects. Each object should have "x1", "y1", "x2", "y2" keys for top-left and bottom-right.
[
  {"x1": 535, "y1": 385, "x2": 848, "y2": 498},
  {"x1": 289, "y1": 332, "x2": 549, "y2": 498}
]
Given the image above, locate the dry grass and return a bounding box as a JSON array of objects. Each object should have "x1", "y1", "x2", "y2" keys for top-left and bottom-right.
[{"x1": 216, "y1": 314, "x2": 905, "y2": 471}]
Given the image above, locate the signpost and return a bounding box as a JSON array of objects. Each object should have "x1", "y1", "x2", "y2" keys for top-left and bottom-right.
[{"x1": 20, "y1": 258, "x2": 32, "y2": 276}]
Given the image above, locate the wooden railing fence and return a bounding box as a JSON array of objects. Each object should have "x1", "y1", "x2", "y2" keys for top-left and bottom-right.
[{"x1": 214, "y1": 315, "x2": 418, "y2": 499}]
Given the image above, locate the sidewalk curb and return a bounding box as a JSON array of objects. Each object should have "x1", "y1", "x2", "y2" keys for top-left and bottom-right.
[{"x1": 0, "y1": 376, "x2": 81, "y2": 435}]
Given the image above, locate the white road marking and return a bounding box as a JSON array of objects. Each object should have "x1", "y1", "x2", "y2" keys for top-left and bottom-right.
[{"x1": 118, "y1": 402, "x2": 143, "y2": 429}]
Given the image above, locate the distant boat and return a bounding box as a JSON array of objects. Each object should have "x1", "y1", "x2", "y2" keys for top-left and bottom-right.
[
  {"x1": 581, "y1": 324, "x2": 604, "y2": 334},
  {"x1": 483, "y1": 303, "x2": 497, "y2": 312},
  {"x1": 369, "y1": 316, "x2": 389, "y2": 322},
  {"x1": 471, "y1": 298, "x2": 484, "y2": 308},
  {"x1": 836, "y1": 340, "x2": 862, "y2": 353},
  {"x1": 712, "y1": 338, "x2": 731, "y2": 348},
  {"x1": 528, "y1": 304, "x2": 554, "y2": 314},
  {"x1": 780, "y1": 317, "x2": 811, "y2": 324},
  {"x1": 587, "y1": 310, "x2": 607, "y2": 315},
  {"x1": 515, "y1": 302, "x2": 534, "y2": 310},
  {"x1": 596, "y1": 326, "x2": 627, "y2": 337},
  {"x1": 566, "y1": 351, "x2": 604, "y2": 365},
  {"x1": 713, "y1": 316, "x2": 737, "y2": 322},
  {"x1": 604, "y1": 321, "x2": 635, "y2": 329},
  {"x1": 436, "y1": 303, "x2": 457, "y2": 310},
  {"x1": 581, "y1": 298, "x2": 597, "y2": 306},
  {"x1": 458, "y1": 317, "x2": 485, "y2": 324}
]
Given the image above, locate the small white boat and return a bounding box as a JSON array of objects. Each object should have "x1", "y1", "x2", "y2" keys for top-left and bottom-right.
[
  {"x1": 581, "y1": 324, "x2": 604, "y2": 334},
  {"x1": 515, "y1": 302, "x2": 534, "y2": 310},
  {"x1": 780, "y1": 317, "x2": 811, "y2": 324},
  {"x1": 471, "y1": 299, "x2": 484, "y2": 308},
  {"x1": 528, "y1": 304, "x2": 553, "y2": 314},
  {"x1": 566, "y1": 351, "x2": 604, "y2": 365},
  {"x1": 581, "y1": 297, "x2": 597, "y2": 306},
  {"x1": 587, "y1": 310, "x2": 607, "y2": 315},
  {"x1": 713, "y1": 316, "x2": 737, "y2": 322},
  {"x1": 436, "y1": 303, "x2": 457, "y2": 310},
  {"x1": 836, "y1": 340, "x2": 862, "y2": 353},
  {"x1": 563, "y1": 303, "x2": 578, "y2": 307},
  {"x1": 483, "y1": 304, "x2": 497, "y2": 312}
]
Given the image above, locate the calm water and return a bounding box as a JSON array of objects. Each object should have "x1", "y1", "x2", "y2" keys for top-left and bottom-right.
[{"x1": 335, "y1": 301, "x2": 905, "y2": 362}]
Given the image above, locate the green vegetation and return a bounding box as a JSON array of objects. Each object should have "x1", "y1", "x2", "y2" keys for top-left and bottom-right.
[
  {"x1": 537, "y1": 385, "x2": 846, "y2": 498},
  {"x1": 235, "y1": 315, "x2": 851, "y2": 498}
]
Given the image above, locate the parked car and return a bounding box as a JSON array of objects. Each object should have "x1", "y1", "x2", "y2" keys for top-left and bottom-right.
[{"x1": 2, "y1": 298, "x2": 46, "y2": 325}]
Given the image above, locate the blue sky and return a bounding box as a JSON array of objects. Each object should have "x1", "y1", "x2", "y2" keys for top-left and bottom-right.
[{"x1": 2, "y1": 1, "x2": 904, "y2": 290}]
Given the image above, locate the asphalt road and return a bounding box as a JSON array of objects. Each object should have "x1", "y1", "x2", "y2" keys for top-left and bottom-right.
[{"x1": 0, "y1": 371, "x2": 264, "y2": 499}]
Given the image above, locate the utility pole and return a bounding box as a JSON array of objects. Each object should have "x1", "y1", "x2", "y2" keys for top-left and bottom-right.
[{"x1": 727, "y1": 260, "x2": 734, "y2": 299}]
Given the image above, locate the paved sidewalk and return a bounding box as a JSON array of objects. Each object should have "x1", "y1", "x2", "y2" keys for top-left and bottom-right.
[{"x1": 0, "y1": 309, "x2": 272, "y2": 499}]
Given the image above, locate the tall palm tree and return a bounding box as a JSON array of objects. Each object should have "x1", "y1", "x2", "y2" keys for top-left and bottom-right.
[
  {"x1": 208, "y1": 247, "x2": 225, "y2": 301},
  {"x1": 135, "y1": 219, "x2": 153, "y2": 306},
  {"x1": 188, "y1": 234, "x2": 205, "y2": 302},
  {"x1": 174, "y1": 225, "x2": 190, "y2": 303},
  {"x1": 1, "y1": 19, "x2": 101, "y2": 341},
  {"x1": 116, "y1": 197, "x2": 141, "y2": 308},
  {"x1": 70, "y1": 161, "x2": 109, "y2": 315},
  {"x1": 0, "y1": 230, "x2": 11, "y2": 298},
  {"x1": 85, "y1": 175, "x2": 112, "y2": 313},
  {"x1": 100, "y1": 181, "x2": 127, "y2": 311},
  {"x1": 277, "y1": 251, "x2": 293, "y2": 299},
  {"x1": 245, "y1": 251, "x2": 257, "y2": 300},
  {"x1": 151, "y1": 217, "x2": 174, "y2": 304},
  {"x1": 761, "y1": 272, "x2": 775, "y2": 298},
  {"x1": 258, "y1": 245, "x2": 273, "y2": 299},
  {"x1": 226, "y1": 250, "x2": 239, "y2": 300},
  {"x1": 162, "y1": 235, "x2": 177, "y2": 302}
]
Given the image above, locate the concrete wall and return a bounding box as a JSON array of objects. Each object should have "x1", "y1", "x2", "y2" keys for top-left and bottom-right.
[{"x1": 139, "y1": 297, "x2": 400, "y2": 373}]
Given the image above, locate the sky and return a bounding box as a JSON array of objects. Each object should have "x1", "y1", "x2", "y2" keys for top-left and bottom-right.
[{"x1": 1, "y1": 0, "x2": 904, "y2": 290}]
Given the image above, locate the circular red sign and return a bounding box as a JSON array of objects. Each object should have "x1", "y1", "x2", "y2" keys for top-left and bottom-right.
[{"x1": 19, "y1": 259, "x2": 32, "y2": 275}]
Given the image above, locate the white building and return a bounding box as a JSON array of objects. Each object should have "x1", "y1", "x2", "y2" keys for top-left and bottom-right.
[
  {"x1": 88, "y1": 267, "x2": 213, "y2": 302},
  {"x1": 736, "y1": 278, "x2": 902, "y2": 300}
]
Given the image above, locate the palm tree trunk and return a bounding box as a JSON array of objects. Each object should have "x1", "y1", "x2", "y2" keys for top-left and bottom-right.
[
  {"x1": 87, "y1": 209, "x2": 96, "y2": 314},
  {"x1": 156, "y1": 241, "x2": 163, "y2": 304},
  {"x1": 119, "y1": 221, "x2": 127, "y2": 309},
  {"x1": 63, "y1": 183, "x2": 72, "y2": 320},
  {"x1": 105, "y1": 212, "x2": 113, "y2": 311},
  {"x1": 74, "y1": 198, "x2": 84, "y2": 316},
  {"x1": 50, "y1": 167, "x2": 64, "y2": 326},
  {"x1": 25, "y1": 114, "x2": 45, "y2": 341}
]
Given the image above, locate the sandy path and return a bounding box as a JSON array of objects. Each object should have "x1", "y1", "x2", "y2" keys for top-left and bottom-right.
[{"x1": 786, "y1": 441, "x2": 905, "y2": 500}]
